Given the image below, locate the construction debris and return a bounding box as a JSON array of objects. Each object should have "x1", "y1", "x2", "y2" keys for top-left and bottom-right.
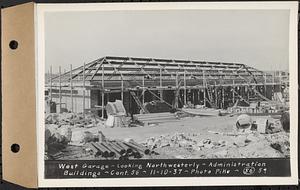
[
  {"x1": 141, "y1": 119, "x2": 290, "y2": 159},
  {"x1": 144, "y1": 133, "x2": 228, "y2": 151},
  {"x1": 266, "y1": 131, "x2": 290, "y2": 157},
  {"x1": 229, "y1": 100, "x2": 288, "y2": 116},
  {"x1": 81, "y1": 131, "x2": 101, "y2": 144},
  {"x1": 270, "y1": 141, "x2": 290, "y2": 157},
  {"x1": 253, "y1": 118, "x2": 268, "y2": 133},
  {"x1": 45, "y1": 111, "x2": 290, "y2": 160},
  {"x1": 234, "y1": 114, "x2": 283, "y2": 134},
  {"x1": 235, "y1": 114, "x2": 253, "y2": 131},
  {"x1": 45, "y1": 127, "x2": 72, "y2": 157},
  {"x1": 45, "y1": 112, "x2": 102, "y2": 127}
]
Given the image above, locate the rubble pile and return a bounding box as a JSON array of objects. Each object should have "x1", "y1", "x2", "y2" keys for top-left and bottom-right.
[
  {"x1": 144, "y1": 133, "x2": 227, "y2": 151},
  {"x1": 45, "y1": 112, "x2": 103, "y2": 160},
  {"x1": 267, "y1": 132, "x2": 290, "y2": 157},
  {"x1": 143, "y1": 123, "x2": 290, "y2": 159},
  {"x1": 44, "y1": 109, "x2": 290, "y2": 160},
  {"x1": 45, "y1": 127, "x2": 72, "y2": 159},
  {"x1": 45, "y1": 112, "x2": 102, "y2": 127}
]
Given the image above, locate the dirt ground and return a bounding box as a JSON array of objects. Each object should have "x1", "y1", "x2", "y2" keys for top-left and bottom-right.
[
  {"x1": 72, "y1": 115, "x2": 237, "y2": 142},
  {"x1": 58, "y1": 115, "x2": 289, "y2": 160}
]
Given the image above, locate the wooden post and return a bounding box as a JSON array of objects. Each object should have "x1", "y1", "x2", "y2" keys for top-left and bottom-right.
[
  {"x1": 75, "y1": 96, "x2": 77, "y2": 113},
  {"x1": 83, "y1": 63, "x2": 86, "y2": 118},
  {"x1": 264, "y1": 73, "x2": 267, "y2": 97},
  {"x1": 214, "y1": 80, "x2": 217, "y2": 108},
  {"x1": 159, "y1": 67, "x2": 163, "y2": 100},
  {"x1": 279, "y1": 71, "x2": 282, "y2": 87},
  {"x1": 59, "y1": 66, "x2": 62, "y2": 113},
  {"x1": 222, "y1": 87, "x2": 225, "y2": 109},
  {"x1": 50, "y1": 65, "x2": 52, "y2": 102},
  {"x1": 192, "y1": 89, "x2": 195, "y2": 105},
  {"x1": 174, "y1": 72, "x2": 179, "y2": 108},
  {"x1": 184, "y1": 70, "x2": 187, "y2": 106},
  {"x1": 101, "y1": 65, "x2": 105, "y2": 119},
  {"x1": 70, "y1": 64, "x2": 73, "y2": 112},
  {"x1": 121, "y1": 77, "x2": 124, "y2": 103},
  {"x1": 203, "y1": 70, "x2": 206, "y2": 107},
  {"x1": 232, "y1": 80, "x2": 235, "y2": 104},
  {"x1": 142, "y1": 76, "x2": 145, "y2": 105},
  {"x1": 247, "y1": 86, "x2": 250, "y2": 101},
  {"x1": 272, "y1": 71, "x2": 276, "y2": 100},
  {"x1": 197, "y1": 89, "x2": 200, "y2": 105}
]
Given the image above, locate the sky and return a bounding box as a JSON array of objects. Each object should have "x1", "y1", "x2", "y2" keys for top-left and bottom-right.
[{"x1": 45, "y1": 9, "x2": 289, "y2": 72}]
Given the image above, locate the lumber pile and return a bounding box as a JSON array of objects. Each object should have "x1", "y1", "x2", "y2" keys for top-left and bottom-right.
[
  {"x1": 133, "y1": 112, "x2": 179, "y2": 124},
  {"x1": 86, "y1": 139, "x2": 154, "y2": 159},
  {"x1": 47, "y1": 152, "x2": 64, "y2": 160}
]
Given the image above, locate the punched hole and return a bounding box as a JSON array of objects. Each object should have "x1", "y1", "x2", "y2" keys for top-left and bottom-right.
[
  {"x1": 11, "y1": 144, "x2": 20, "y2": 153},
  {"x1": 9, "y1": 40, "x2": 18, "y2": 50}
]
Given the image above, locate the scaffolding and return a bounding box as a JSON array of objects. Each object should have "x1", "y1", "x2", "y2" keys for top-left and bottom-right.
[{"x1": 45, "y1": 56, "x2": 284, "y2": 115}]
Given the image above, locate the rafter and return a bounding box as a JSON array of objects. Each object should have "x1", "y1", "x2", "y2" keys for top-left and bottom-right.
[{"x1": 49, "y1": 56, "x2": 274, "y2": 87}]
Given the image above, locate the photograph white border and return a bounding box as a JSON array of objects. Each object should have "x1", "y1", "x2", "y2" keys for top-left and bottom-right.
[{"x1": 36, "y1": 2, "x2": 298, "y2": 187}]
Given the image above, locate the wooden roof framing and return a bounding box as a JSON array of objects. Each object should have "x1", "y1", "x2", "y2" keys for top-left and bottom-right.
[{"x1": 50, "y1": 56, "x2": 273, "y2": 88}]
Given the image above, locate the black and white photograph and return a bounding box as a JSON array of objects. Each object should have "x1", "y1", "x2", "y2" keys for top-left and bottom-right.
[{"x1": 36, "y1": 2, "x2": 298, "y2": 186}]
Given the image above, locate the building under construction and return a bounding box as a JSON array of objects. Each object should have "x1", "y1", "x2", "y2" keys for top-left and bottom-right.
[{"x1": 46, "y1": 56, "x2": 288, "y2": 117}]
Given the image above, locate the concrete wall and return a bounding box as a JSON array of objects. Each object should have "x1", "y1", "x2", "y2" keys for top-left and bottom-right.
[{"x1": 51, "y1": 90, "x2": 90, "y2": 113}]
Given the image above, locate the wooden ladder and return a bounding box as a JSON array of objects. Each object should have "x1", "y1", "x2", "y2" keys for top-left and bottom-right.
[{"x1": 130, "y1": 91, "x2": 150, "y2": 114}]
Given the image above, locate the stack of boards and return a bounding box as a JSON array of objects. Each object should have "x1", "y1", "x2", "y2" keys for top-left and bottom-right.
[{"x1": 133, "y1": 112, "x2": 179, "y2": 124}]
